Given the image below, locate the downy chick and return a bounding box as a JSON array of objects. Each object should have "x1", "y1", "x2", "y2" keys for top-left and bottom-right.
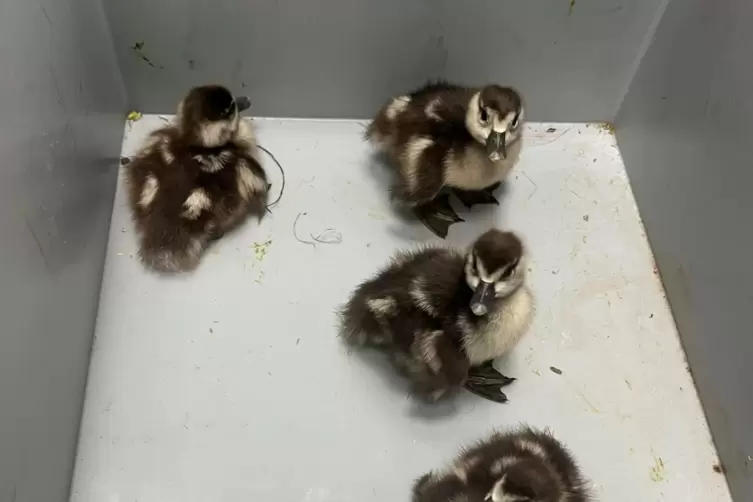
[
  {"x1": 126, "y1": 85, "x2": 268, "y2": 273},
  {"x1": 339, "y1": 229, "x2": 534, "y2": 403},
  {"x1": 366, "y1": 82, "x2": 525, "y2": 238},
  {"x1": 413, "y1": 426, "x2": 591, "y2": 502}
]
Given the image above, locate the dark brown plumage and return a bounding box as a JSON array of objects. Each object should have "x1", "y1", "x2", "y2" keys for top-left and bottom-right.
[
  {"x1": 125, "y1": 85, "x2": 268, "y2": 273},
  {"x1": 365, "y1": 81, "x2": 525, "y2": 238},
  {"x1": 339, "y1": 229, "x2": 534, "y2": 403},
  {"x1": 413, "y1": 427, "x2": 591, "y2": 502}
]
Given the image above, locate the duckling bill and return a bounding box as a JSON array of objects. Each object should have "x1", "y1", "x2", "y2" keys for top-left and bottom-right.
[
  {"x1": 365, "y1": 82, "x2": 525, "y2": 238},
  {"x1": 339, "y1": 229, "x2": 535, "y2": 404},
  {"x1": 413, "y1": 427, "x2": 591, "y2": 502},
  {"x1": 125, "y1": 85, "x2": 268, "y2": 273}
]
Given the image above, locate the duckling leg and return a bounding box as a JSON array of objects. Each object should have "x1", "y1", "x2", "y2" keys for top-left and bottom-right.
[
  {"x1": 415, "y1": 193, "x2": 464, "y2": 239},
  {"x1": 452, "y1": 182, "x2": 502, "y2": 210}
]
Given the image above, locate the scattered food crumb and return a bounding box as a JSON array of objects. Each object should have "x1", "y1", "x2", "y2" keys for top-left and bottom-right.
[
  {"x1": 583, "y1": 214, "x2": 589, "y2": 222},
  {"x1": 546, "y1": 127, "x2": 557, "y2": 133},
  {"x1": 652, "y1": 264, "x2": 659, "y2": 275},
  {"x1": 126, "y1": 111, "x2": 142, "y2": 122},
  {"x1": 120, "y1": 156, "x2": 131, "y2": 166},
  {"x1": 209, "y1": 328, "x2": 213, "y2": 334},
  {"x1": 713, "y1": 463, "x2": 724, "y2": 474},
  {"x1": 213, "y1": 320, "x2": 219, "y2": 324},
  {"x1": 532, "y1": 369, "x2": 541, "y2": 376},
  {"x1": 597, "y1": 122, "x2": 616, "y2": 135},
  {"x1": 252, "y1": 240, "x2": 272, "y2": 261},
  {"x1": 549, "y1": 366, "x2": 563, "y2": 375},
  {"x1": 650, "y1": 457, "x2": 667, "y2": 482},
  {"x1": 254, "y1": 270, "x2": 265, "y2": 284},
  {"x1": 551, "y1": 268, "x2": 560, "y2": 275},
  {"x1": 267, "y1": 371, "x2": 272, "y2": 376},
  {"x1": 582, "y1": 236, "x2": 587, "y2": 243},
  {"x1": 649, "y1": 313, "x2": 654, "y2": 318},
  {"x1": 625, "y1": 380, "x2": 632, "y2": 390},
  {"x1": 296, "y1": 338, "x2": 301, "y2": 345}
]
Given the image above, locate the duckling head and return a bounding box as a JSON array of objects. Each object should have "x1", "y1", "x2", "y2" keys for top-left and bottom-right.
[
  {"x1": 465, "y1": 229, "x2": 525, "y2": 317},
  {"x1": 413, "y1": 461, "x2": 556, "y2": 502},
  {"x1": 176, "y1": 85, "x2": 252, "y2": 148},
  {"x1": 484, "y1": 463, "x2": 562, "y2": 502},
  {"x1": 465, "y1": 86, "x2": 524, "y2": 162}
]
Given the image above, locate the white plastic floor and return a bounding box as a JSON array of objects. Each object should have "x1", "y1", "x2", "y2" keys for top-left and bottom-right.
[{"x1": 71, "y1": 117, "x2": 732, "y2": 502}]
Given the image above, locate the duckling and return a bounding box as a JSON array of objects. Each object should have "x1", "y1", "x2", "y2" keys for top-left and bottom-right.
[
  {"x1": 125, "y1": 85, "x2": 268, "y2": 273},
  {"x1": 365, "y1": 82, "x2": 525, "y2": 238},
  {"x1": 339, "y1": 229, "x2": 534, "y2": 403},
  {"x1": 413, "y1": 426, "x2": 591, "y2": 502}
]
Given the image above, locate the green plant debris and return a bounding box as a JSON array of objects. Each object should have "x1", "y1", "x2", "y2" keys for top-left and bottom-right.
[
  {"x1": 131, "y1": 41, "x2": 164, "y2": 69},
  {"x1": 597, "y1": 122, "x2": 616, "y2": 135},
  {"x1": 252, "y1": 240, "x2": 272, "y2": 261},
  {"x1": 625, "y1": 379, "x2": 632, "y2": 390},
  {"x1": 569, "y1": 0, "x2": 575, "y2": 15},
  {"x1": 549, "y1": 366, "x2": 563, "y2": 375},
  {"x1": 126, "y1": 111, "x2": 142, "y2": 122},
  {"x1": 650, "y1": 456, "x2": 667, "y2": 482}
]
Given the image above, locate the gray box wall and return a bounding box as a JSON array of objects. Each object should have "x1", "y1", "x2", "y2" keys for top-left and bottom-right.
[
  {"x1": 102, "y1": 0, "x2": 667, "y2": 121},
  {"x1": 0, "y1": 0, "x2": 125, "y2": 501},
  {"x1": 1, "y1": 0, "x2": 749, "y2": 499},
  {"x1": 616, "y1": 0, "x2": 753, "y2": 500}
]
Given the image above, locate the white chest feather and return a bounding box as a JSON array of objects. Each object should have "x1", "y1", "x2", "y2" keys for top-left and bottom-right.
[
  {"x1": 463, "y1": 286, "x2": 534, "y2": 364},
  {"x1": 444, "y1": 138, "x2": 523, "y2": 190}
]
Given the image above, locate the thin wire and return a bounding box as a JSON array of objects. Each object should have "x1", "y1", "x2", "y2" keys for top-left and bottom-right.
[{"x1": 257, "y1": 144, "x2": 285, "y2": 209}]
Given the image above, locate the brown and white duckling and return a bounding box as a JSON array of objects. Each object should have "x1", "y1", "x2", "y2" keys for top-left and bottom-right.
[
  {"x1": 339, "y1": 229, "x2": 534, "y2": 403},
  {"x1": 125, "y1": 85, "x2": 268, "y2": 273},
  {"x1": 365, "y1": 82, "x2": 525, "y2": 238},
  {"x1": 413, "y1": 427, "x2": 591, "y2": 502}
]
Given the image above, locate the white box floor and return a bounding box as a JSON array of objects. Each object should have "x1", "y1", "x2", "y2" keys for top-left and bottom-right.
[{"x1": 71, "y1": 117, "x2": 732, "y2": 502}]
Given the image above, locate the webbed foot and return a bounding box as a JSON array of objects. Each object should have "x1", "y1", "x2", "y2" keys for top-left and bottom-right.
[
  {"x1": 464, "y1": 361, "x2": 515, "y2": 404},
  {"x1": 453, "y1": 182, "x2": 502, "y2": 210},
  {"x1": 415, "y1": 194, "x2": 464, "y2": 239}
]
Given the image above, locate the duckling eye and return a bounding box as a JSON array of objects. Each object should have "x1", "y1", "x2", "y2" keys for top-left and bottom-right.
[
  {"x1": 500, "y1": 261, "x2": 518, "y2": 279},
  {"x1": 479, "y1": 107, "x2": 489, "y2": 124}
]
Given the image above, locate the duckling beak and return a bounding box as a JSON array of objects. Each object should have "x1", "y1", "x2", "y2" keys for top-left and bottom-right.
[
  {"x1": 486, "y1": 131, "x2": 506, "y2": 161},
  {"x1": 470, "y1": 282, "x2": 495, "y2": 316},
  {"x1": 235, "y1": 96, "x2": 251, "y2": 112}
]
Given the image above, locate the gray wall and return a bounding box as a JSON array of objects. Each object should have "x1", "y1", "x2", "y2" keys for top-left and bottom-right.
[
  {"x1": 103, "y1": 0, "x2": 666, "y2": 121},
  {"x1": 616, "y1": 0, "x2": 752, "y2": 499},
  {"x1": 0, "y1": 0, "x2": 125, "y2": 500}
]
